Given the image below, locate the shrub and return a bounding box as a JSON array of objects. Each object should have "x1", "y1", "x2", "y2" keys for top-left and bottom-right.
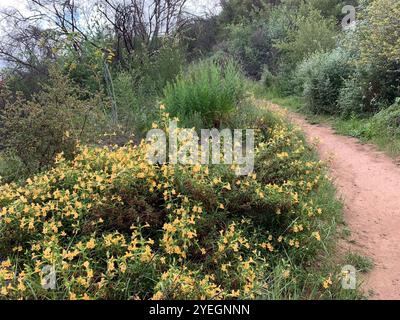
[
  {"x1": 261, "y1": 66, "x2": 276, "y2": 89},
  {"x1": 274, "y1": 6, "x2": 337, "y2": 67},
  {"x1": 111, "y1": 42, "x2": 185, "y2": 138},
  {"x1": 370, "y1": 98, "x2": 400, "y2": 138},
  {"x1": 163, "y1": 59, "x2": 245, "y2": 128},
  {"x1": 61, "y1": 39, "x2": 106, "y2": 95},
  {"x1": 338, "y1": 62, "x2": 400, "y2": 117},
  {"x1": 0, "y1": 68, "x2": 106, "y2": 179},
  {"x1": 337, "y1": 0, "x2": 400, "y2": 116},
  {"x1": 0, "y1": 153, "x2": 26, "y2": 184},
  {"x1": 112, "y1": 71, "x2": 156, "y2": 139},
  {"x1": 338, "y1": 76, "x2": 369, "y2": 118},
  {"x1": 0, "y1": 108, "x2": 339, "y2": 300},
  {"x1": 221, "y1": 20, "x2": 279, "y2": 79},
  {"x1": 296, "y1": 49, "x2": 352, "y2": 114},
  {"x1": 126, "y1": 42, "x2": 186, "y2": 96},
  {"x1": 357, "y1": 0, "x2": 400, "y2": 66}
]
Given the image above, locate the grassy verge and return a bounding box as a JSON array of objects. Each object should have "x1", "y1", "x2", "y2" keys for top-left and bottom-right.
[
  {"x1": 250, "y1": 85, "x2": 366, "y2": 299},
  {"x1": 254, "y1": 85, "x2": 400, "y2": 159},
  {"x1": 0, "y1": 71, "x2": 364, "y2": 299},
  {"x1": 0, "y1": 101, "x2": 364, "y2": 300}
]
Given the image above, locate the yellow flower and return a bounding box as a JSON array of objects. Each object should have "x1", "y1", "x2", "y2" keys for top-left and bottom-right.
[
  {"x1": 312, "y1": 231, "x2": 321, "y2": 241},
  {"x1": 186, "y1": 231, "x2": 196, "y2": 239},
  {"x1": 137, "y1": 172, "x2": 146, "y2": 179},
  {"x1": 107, "y1": 258, "x2": 115, "y2": 273},
  {"x1": 86, "y1": 238, "x2": 96, "y2": 249},
  {"x1": 152, "y1": 291, "x2": 164, "y2": 300},
  {"x1": 17, "y1": 281, "x2": 26, "y2": 292},
  {"x1": 69, "y1": 292, "x2": 77, "y2": 300},
  {"x1": 282, "y1": 270, "x2": 291, "y2": 279},
  {"x1": 161, "y1": 272, "x2": 169, "y2": 281},
  {"x1": 192, "y1": 164, "x2": 201, "y2": 173},
  {"x1": 231, "y1": 290, "x2": 240, "y2": 298},
  {"x1": 0, "y1": 286, "x2": 7, "y2": 296},
  {"x1": 323, "y1": 276, "x2": 333, "y2": 289},
  {"x1": 119, "y1": 263, "x2": 127, "y2": 274}
]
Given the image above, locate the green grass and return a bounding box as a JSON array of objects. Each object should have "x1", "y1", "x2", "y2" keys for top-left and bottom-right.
[
  {"x1": 258, "y1": 157, "x2": 365, "y2": 300},
  {"x1": 254, "y1": 84, "x2": 400, "y2": 159},
  {"x1": 344, "y1": 253, "x2": 374, "y2": 273},
  {"x1": 250, "y1": 83, "x2": 367, "y2": 299},
  {"x1": 331, "y1": 116, "x2": 400, "y2": 158},
  {"x1": 252, "y1": 84, "x2": 304, "y2": 111}
]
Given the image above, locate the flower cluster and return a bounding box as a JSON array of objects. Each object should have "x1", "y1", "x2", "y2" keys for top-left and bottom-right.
[{"x1": 0, "y1": 109, "x2": 327, "y2": 300}]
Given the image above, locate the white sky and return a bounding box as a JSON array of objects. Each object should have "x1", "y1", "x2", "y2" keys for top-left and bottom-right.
[
  {"x1": 0, "y1": 0, "x2": 220, "y2": 15},
  {"x1": 0, "y1": 0, "x2": 28, "y2": 12},
  {"x1": 0, "y1": 0, "x2": 220, "y2": 68}
]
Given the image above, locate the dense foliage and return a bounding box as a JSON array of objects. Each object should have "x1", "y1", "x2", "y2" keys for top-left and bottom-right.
[
  {"x1": 2, "y1": 0, "x2": 395, "y2": 300},
  {"x1": 163, "y1": 59, "x2": 245, "y2": 128},
  {"x1": 296, "y1": 49, "x2": 352, "y2": 114},
  {"x1": 0, "y1": 107, "x2": 343, "y2": 299}
]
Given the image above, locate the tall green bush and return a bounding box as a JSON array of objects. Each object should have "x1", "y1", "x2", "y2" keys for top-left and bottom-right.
[
  {"x1": 296, "y1": 49, "x2": 352, "y2": 114},
  {"x1": 338, "y1": 0, "x2": 400, "y2": 115},
  {"x1": 163, "y1": 59, "x2": 245, "y2": 128},
  {"x1": 274, "y1": 6, "x2": 337, "y2": 67},
  {"x1": 221, "y1": 20, "x2": 278, "y2": 79},
  {"x1": 111, "y1": 42, "x2": 185, "y2": 138}
]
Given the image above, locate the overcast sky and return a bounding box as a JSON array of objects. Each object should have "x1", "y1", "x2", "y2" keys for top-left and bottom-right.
[
  {"x1": 0, "y1": 0, "x2": 28, "y2": 13},
  {"x1": 0, "y1": 0, "x2": 220, "y2": 15},
  {"x1": 0, "y1": 0, "x2": 220, "y2": 68}
]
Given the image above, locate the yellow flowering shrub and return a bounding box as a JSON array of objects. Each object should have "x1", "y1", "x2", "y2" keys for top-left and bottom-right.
[{"x1": 0, "y1": 109, "x2": 330, "y2": 300}]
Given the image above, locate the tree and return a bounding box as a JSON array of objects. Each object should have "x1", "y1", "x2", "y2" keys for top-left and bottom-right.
[
  {"x1": 219, "y1": 0, "x2": 280, "y2": 24},
  {"x1": 97, "y1": 0, "x2": 189, "y2": 60},
  {"x1": 358, "y1": 0, "x2": 400, "y2": 64},
  {"x1": 274, "y1": 5, "x2": 337, "y2": 66}
]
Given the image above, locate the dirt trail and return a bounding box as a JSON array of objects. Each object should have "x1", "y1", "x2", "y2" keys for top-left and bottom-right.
[{"x1": 266, "y1": 101, "x2": 400, "y2": 300}]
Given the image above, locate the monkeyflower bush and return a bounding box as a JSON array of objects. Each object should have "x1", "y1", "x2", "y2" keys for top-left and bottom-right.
[{"x1": 0, "y1": 107, "x2": 334, "y2": 300}]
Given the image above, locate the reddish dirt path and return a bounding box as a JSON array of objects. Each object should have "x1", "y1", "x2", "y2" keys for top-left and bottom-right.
[{"x1": 266, "y1": 102, "x2": 400, "y2": 300}]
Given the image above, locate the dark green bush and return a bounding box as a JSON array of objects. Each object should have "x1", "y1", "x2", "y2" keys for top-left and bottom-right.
[
  {"x1": 0, "y1": 68, "x2": 106, "y2": 179},
  {"x1": 338, "y1": 62, "x2": 400, "y2": 118},
  {"x1": 221, "y1": 20, "x2": 278, "y2": 79},
  {"x1": 111, "y1": 42, "x2": 185, "y2": 138},
  {"x1": 274, "y1": 6, "x2": 337, "y2": 68},
  {"x1": 296, "y1": 49, "x2": 352, "y2": 114}
]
